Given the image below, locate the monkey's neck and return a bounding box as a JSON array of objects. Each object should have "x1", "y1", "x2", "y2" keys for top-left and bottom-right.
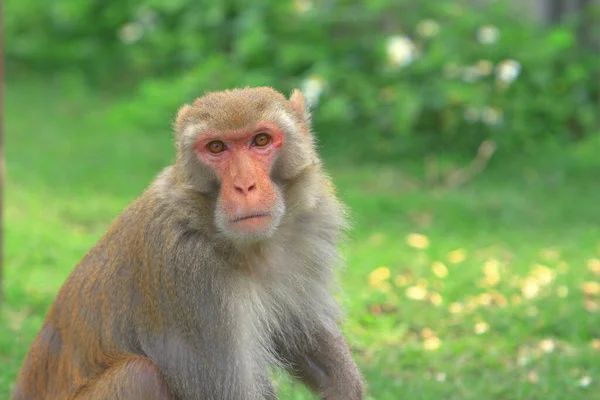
[{"x1": 232, "y1": 242, "x2": 269, "y2": 276}]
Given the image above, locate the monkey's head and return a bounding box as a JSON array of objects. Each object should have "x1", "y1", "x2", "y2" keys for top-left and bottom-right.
[{"x1": 174, "y1": 87, "x2": 319, "y2": 243}]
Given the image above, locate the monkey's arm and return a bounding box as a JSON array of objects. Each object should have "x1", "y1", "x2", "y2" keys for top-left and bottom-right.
[{"x1": 278, "y1": 324, "x2": 365, "y2": 400}]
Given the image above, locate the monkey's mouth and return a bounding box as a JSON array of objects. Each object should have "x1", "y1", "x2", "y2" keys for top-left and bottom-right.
[{"x1": 230, "y1": 213, "x2": 271, "y2": 223}]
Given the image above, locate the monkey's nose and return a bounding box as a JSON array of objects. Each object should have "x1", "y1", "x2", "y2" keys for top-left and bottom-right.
[{"x1": 233, "y1": 182, "x2": 257, "y2": 195}]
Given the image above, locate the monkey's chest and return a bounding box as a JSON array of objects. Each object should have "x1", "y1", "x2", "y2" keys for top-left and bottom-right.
[{"x1": 234, "y1": 272, "x2": 322, "y2": 346}]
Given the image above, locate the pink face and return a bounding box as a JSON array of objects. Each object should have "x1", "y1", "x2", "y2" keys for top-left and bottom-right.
[{"x1": 194, "y1": 123, "x2": 285, "y2": 238}]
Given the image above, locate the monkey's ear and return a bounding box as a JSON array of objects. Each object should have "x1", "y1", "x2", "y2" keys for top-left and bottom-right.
[
  {"x1": 174, "y1": 104, "x2": 193, "y2": 135},
  {"x1": 289, "y1": 89, "x2": 312, "y2": 128}
]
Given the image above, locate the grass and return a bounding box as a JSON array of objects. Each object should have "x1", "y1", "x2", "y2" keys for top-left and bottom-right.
[{"x1": 3, "y1": 79, "x2": 600, "y2": 399}]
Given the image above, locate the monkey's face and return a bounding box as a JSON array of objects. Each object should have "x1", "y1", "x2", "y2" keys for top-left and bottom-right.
[
  {"x1": 175, "y1": 87, "x2": 317, "y2": 243},
  {"x1": 194, "y1": 123, "x2": 287, "y2": 242}
]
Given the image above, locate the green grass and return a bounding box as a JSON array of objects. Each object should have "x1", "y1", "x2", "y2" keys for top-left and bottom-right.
[{"x1": 3, "y1": 79, "x2": 600, "y2": 399}]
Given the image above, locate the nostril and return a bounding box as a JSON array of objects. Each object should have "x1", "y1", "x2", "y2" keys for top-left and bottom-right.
[
  {"x1": 233, "y1": 183, "x2": 256, "y2": 194},
  {"x1": 234, "y1": 185, "x2": 245, "y2": 194}
]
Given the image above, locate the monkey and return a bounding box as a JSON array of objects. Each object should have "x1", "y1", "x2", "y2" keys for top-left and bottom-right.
[{"x1": 12, "y1": 87, "x2": 365, "y2": 400}]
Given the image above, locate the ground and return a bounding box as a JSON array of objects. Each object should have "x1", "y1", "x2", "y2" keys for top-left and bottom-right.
[{"x1": 2, "y1": 79, "x2": 600, "y2": 399}]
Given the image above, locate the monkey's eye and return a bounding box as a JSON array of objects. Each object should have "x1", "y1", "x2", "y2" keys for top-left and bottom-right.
[
  {"x1": 253, "y1": 133, "x2": 271, "y2": 147},
  {"x1": 207, "y1": 141, "x2": 226, "y2": 153}
]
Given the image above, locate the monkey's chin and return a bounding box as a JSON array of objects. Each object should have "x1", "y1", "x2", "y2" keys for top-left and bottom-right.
[{"x1": 224, "y1": 216, "x2": 279, "y2": 243}]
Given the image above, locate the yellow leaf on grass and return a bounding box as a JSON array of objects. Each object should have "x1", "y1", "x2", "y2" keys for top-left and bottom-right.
[
  {"x1": 511, "y1": 294, "x2": 522, "y2": 305},
  {"x1": 484, "y1": 259, "x2": 500, "y2": 275},
  {"x1": 369, "y1": 267, "x2": 391, "y2": 287},
  {"x1": 421, "y1": 328, "x2": 435, "y2": 338},
  {"x1": 585, "y1": 299, "x2": 598, "y2": 312},
  {"x1": 429, "y1": 292, "x2": 443, "y2": 307},
  {"x1": 368, "y1": 232, "x2": 386, "y2": 246},
  {"x1": 474, "y1": 321, "x2": 489, "y2": 335},
  {"x1": 588, "y1": 259, "x2": 600, "y2": 275},
  {"x1": 557, "y1": 261, "x2": 569, "y2": 273},
  {"x1": 447, "y1": 249, "x2": 467, "y2": 264},
  {"x1": 532, "y1": 264, "x2": 554, "y2": 285},
  {"x1": 394, "y1": 274, "x2": 411, "y2": 287},
  {"x1": 478, "y1": 293, "x2": 493, "y2": 306},
  {"x1": 406, "y1": 233, "x2": 430, "y2": 249},
  {"x1": 406, "y1": 285, "x2": 428, "y2": 300},
  {"x1": 540, "y1": 248, "x2": 560, "y2": 262},
  {"x1": 423, "y1": 336, "x2": 442, "y2": 351},
  {"x1": 491, "y1": 291, "x2": 508, "y2": 307},
  {"x1": 582, "y1": 282, "x2": 600, "y2": 296},
  {"x1": 526, "y1": 305, "x2": 539, "y2": 317},
  {"x1": 527, "y1": 371, "x2": 539, "y2": 383},
  {"x1": 557, "y1": 286, "x2": 569, "y2": 298},
  {"x1": 482, "y1": 259, "x2": 501, "y2": 286},
  {"x1": 448, "y1": 302, "x2": 464, "y2": 314},
  {"x1": 432, "y1": 261, "x2": 448, "y2": 278},
  {"x1": 522, "y1": 277, "x2": 540, "y2": 299}
]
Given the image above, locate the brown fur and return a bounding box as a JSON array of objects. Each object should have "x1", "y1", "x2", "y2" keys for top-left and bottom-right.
[{"x1": 12, "y1": 87, "x2": 365, "y2": 400}]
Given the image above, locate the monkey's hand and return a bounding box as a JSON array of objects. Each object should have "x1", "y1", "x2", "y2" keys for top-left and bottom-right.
[{"x1": 278, "y1": 326, "x2": 365, "y2": 400}]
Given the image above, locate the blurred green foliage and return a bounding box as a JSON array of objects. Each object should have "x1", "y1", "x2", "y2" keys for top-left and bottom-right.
[{"x1": 6, "y1": 0, "x2": 600, "y2": 158}]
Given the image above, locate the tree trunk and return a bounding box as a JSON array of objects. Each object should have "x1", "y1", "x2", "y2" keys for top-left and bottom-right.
[{"x1": 0, "y1": 0, "x2": 4, "y2": 307}]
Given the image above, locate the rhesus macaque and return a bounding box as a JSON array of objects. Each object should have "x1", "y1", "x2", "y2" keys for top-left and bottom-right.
[{"x1": 12, "y1": 87, "x2": 365, "y2": 400}]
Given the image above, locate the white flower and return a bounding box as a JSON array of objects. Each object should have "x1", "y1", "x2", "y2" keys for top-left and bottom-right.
[
  {"x1": 293, "y1": 0, "x2": 313, "y2": 14},
  {"x1": 579, "y1": 376, "x2": 592, "y2": 388},
  {"x1": 461, "y1": 66, "x2": 480, "y2": 83},
  {"x1": 416, "y1": 19, "x2": 440, "y2": 39},
  {"x1": 443, "y1": 62, "x2": 461, "y2": 78},
  {"x1": 481, "y1": 107, "x2": 504, "y2": 126},
  {"x1": 475, "y1": 60, "x2": 494, "y2": 76},
  {"x1": 301, "y1": 75, "x2": 326, "y2": 106},
  {"x1": 386, "y1": 36, "x2": 416, "y2": 67},
  {"x1": 136, "y1": 7, "x2": 158, "y2": 30},
  {"x1": 461, "y1": 61, "x2": 494, "y2": 83},
  {"x1": 539, "y1": 339, "x2": 556, "y2": 353},
  {"x1": 476, "y1": 24, "x2": 500, "y2": 45},
  {"x1": 119, "y1": 23, "x2": 143, "y2": 45},
  {"x1": 434, "y1": 372, "x2": 446, "y2": 382},
  {"x1": 496, "y1": 59, "x2": 522, "y2": 84},
  {"x1": 463, "y1": 106, "x2": 479, "y2": 123}
]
